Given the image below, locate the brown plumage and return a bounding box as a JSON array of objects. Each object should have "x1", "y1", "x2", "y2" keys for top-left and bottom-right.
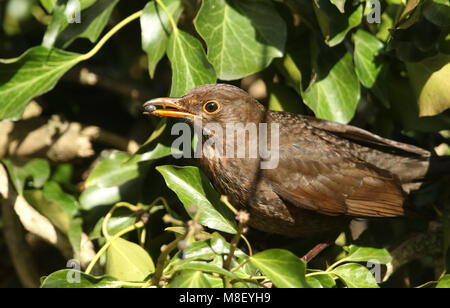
[{"x1": 144, "y1": 84, "x2": 450, "y2": 238}]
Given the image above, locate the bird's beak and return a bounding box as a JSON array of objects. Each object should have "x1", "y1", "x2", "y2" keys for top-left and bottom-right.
[{"x1": 143, "y1": 97, "x2": 198, "y2": 119}]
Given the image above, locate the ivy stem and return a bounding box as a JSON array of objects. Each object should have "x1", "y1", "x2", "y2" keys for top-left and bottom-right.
[
  {"x1": 85, "y1": 221, "x2": 145, "y2": 275},
  {"x1": 155, "y1": 0, "x2": 179, "y2": 34},
  {"x1": 78, "y1": 10, "x2": 143, "y2": 62},
  {"x1": 102, "y1": 202, "x2": 141, "y2": 240},
  {"x1": 150, "y1": 230, "x2": 188, "y2": 287}
]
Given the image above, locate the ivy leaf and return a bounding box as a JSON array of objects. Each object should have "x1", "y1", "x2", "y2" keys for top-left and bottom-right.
[
  {"x1": 41, "y1": 270, "x2": 123, "y2": 288},
  {"x1": 342, "y1": 245, "x2": 392, "y2": 264},
  {"x1": 249, "y1": 249, "x2": 309, "y2": 288},
  {"x1": 353, "y1": 29, "x2": 389, "y2": 107},
  {"x1": 42, "y1": 0, "x2": 97, "y2": 48},
  {"x1": 0, "y1": 46, "x2": 82, "y2": 121},
  {"x1": 55, "y1": 0, "x2": 120, "y2": 48},
  {"x1": 106, "y1": 237, "x2": 155, "y2": 282},
  {"x1": 303, "y1": 44, "x2": 360, "y2": 123},
  {"x1": 195, "y1": 0, "x2": 286, "y2": 80},
  {"x1": 313, "y1": 0, "x2": 363, "y2": 47},
  {"x1": 306, "y1": 273, "x2": 336, "y2": 288},
  {"x1": 43, "y1": 181, "x2": 79, "y2": 218},
  {"x1": 141, "y1": 0, "x2": 184, "y2": 78},
  {"x1": 68, "y1": 218, "x2": 83, "y2": 260},
  {"x1": 2, "y1": 158, "x2": 51, "y2": 194},
  {"x1": 436, "y1": 274, "x2": 450, "y2": 288},
  {"x1": 331, "y1": 263, "x2": 379, "y2": 288},
  {"x1": 156, "y1": 165, "x2": 237, "y2": 234},
  {"x1": 423, "y1": 0, "x2": 450, "y2": 27},
  {"x1": 40, "y1": 0, "x2": 57, "y2": 13},
  {"x1": 406, "y1": 53, "x2": 450, "y2": 116},
  {"x1": 172, "y1": 261, "x2": 239, "y2": 280},
  {"x1": 168, "y1": 270, "x2": 214, "y2": 288},
  {"x1": 330, "y1": 0, "x2": 346, "y2": 13},
  {"x1": 166, "y1": 30, "x2": 217, "y2": 97}
]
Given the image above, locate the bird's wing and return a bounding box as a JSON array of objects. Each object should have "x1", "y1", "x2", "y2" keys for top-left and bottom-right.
[
  {"x1": 302, "y1": 115, "x2": 430, "y2": 156},
  {"x1": 264, "y1": 136, "x2": 406, "y2": 217}
]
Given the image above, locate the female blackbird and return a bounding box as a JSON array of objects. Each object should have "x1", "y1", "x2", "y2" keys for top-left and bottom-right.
[{"x1": 143, "y1": 84, "x2": 450, "y2": 239}]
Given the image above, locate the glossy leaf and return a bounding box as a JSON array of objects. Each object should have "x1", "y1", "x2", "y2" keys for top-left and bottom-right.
[
  {"x1": 195, "y1": 0, "x2": 286, "y2": 80},
  {"x1": 106, "y1": 237, "x2": 155, "y2": 282},
  {"x1": 2, "y1": 158, "x2": 51, "y2": 194},
  {"x1": 436, "y1": 274, "x2": 450, "y2": 288},
  {"x1": 0, "y1": 46, "x2": 81, "y2": 120},
  {"x1": 249, "y1": 249, "x2": 309, "y2": 288},
  {"x1": 406, "y1": 53, "x2": 450, "y2": 116},
  {"x1": 423, "y1": 0, "x2": 450, "y2": 27},
  {"x1": 313, "y1": 0, "x2": 363, "y2": 47},
  {"x1": 156, "y1": 165, "x2": 237, "y2": 234},
  {"x1": 42, "y1": 0, "x2": 97, "y2": 48},
  {"x1": 40, "y1": 0, "x2": 56, "y2": 12},
  {"x1": 342, "y1": 245, "x2": 392, "y2": 264},
  {"x1": 41, "y1": 270, "x2": 122, "y2": 288},
  {"x1": 173, "y1": 261, "x2": 238, "y2": 280},
  {"x1": 68, "y1": 218, "x2": 83, "y2": 260},
  {"x1": 56, "y1": 0, "x2": 120, "y2": 48},
  {"x1": 141, "y1": 0, "x2": 184, "y2": 78},
  {"x1": 43, "y1": 181, "x2": 78, "y2": 217},
  {"x1": 331, "y1": 263, "x2": 379, "y2": 288},
  {"x1": 166, "y1": 30, "x2": 217, "y2": 97},
  {"x1": 80, "y1": 149, "x2": 169, "y2": 210},
  {"x1": 353, "y1": 29, "x2": 389, "y2": 107},
  {"x1": 168, "y1": 270, "x2": 214, "y2": 288},
  {"x1": 303, "y1": 45, "x2": 360, "y2": 123},
  {"x1": 306, "y1": 273, "x2": 336, "y2": 288}
]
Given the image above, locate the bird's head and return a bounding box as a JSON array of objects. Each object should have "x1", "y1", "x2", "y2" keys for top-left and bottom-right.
[{"x1": 143, "y1": 84, "x2": 266, "y2": 127}]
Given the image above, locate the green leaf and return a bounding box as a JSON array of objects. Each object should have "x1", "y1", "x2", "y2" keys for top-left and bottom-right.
[
  {"x1": 331, "y1": 263, "x2": 379, "y2": 288},
  {"x1": 51, "y1": 164, "x2": 73, "y2": 185},
  {"x1": 406, "y1": 53, "x2": 450, "y2": 116},
  {"x1": 42, "y1": 0, "x2": 97, "y2": 48},
  {"x1": 156, "y1": 165, "x2": 237, "y2": 234},
  {"x1": 80, "y1": 149, "x2": 169, "y2": 210},
  {"x1": 0, "y1": 46, "x2": 81, "y2": 121},
  {"x1": 353, "y1": 29, "x2": 389, "y2": 107},
  {"x1": 249, "y1": 249, "x2": 309, "y2": 288},
  {"x1": 43, "y1": 181, "x2": 79, "y2": 217},
  {"x1": 41, "y1": 270, "x2": 122, "y2": 288},
  {"x1": 173, "y1": 261, "x2": 238, "y2": 280},
  {"x1": 106, "y1": 237, "x2": 155, "y2": 282},
  {"x1": 195, "y1": 0, "x2": 286, "y2": 80},
  {"x1": 330, "y1": 0, "x2": 346, "y2": 13},
  {"x1": 313, "y1": 0, "x2": 363, "y2": 47},
  {"x1": 90, "y1": 210, "x2": 137, "y2": 240},
  {"x1": 168, "y1": 270, "x2": 215, "y2": 288},
  {"x1": 342, "y1": 245, "x2": 392, "y2": 264},
  {"x1": 24, "y1": 190, "x2": 71, "y2": 234},
  {"x1": 423, "y1": 0, "x2": 450, "y2": 27},
  {"x1": 166, "y1": 30, "x2": 217, "y2": 97},
  {"x1": 436, "y1": 274, "x2": 450, "y2": 288},
  {"x1": 2, "y1": 158, "x2": 51, "y2": 194},
  {"x1": 40, "y1": 0, "x2": 56, "y2": 12},
  {"x1": 306, "y1": 273, "x2": 336, "y2": 288},
  {"x1": 303, "y1": 45, "x2": 360, "y2": 123},
  {"x1": 55, "y1": 0, "x2": 120, "y2": 48},
  {"x1": 68, "y1": 217, "x2": 83, "y2": 260},
  {"x1": 141, "y1": 0, "x2": 184, "y2": 78}
]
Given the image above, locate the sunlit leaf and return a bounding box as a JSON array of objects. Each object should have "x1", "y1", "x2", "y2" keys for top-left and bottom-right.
[
  {"x1": 41, "y1": 270, "x2": 122, "y2": 288},
  {"x1": 306, "y1": 273, "x2": 336, "y2": 288},
  {"x1": 195, "y1": 0, "x2": 286, "y2": 80},
  {"x1": 406, "y1": 53, "x2": 450, "y2": 116},
  {"x1": 0, "y1": 46, "x2": 81, "y2": 120},
  {"x1": 249, "y1": 249, "x2": 309, "y2": 288},
  {"x1": 156, "y1": 165, "x2": 237, "y2": 234},
  {"x1": 168, "y1": 270, "x2": 214, "y2": 288},
  {"x1": 141, "y1": 0, "x2": 184, "y2": 78},
  {"x1": 331, "y1": 263, "x2": 379, "y2": 288},
  {"x1": 303, "y1": 44, "x2": 360, "y2": 123},
  {"x1": 2, "y1": 158, "x2": 51, "y2": 194},
  {"x1": 436, "y1": 274, "x2": 450, "y2": 288},
  {"x1": 106, "y1": 237, "x2": 155, "y2": 282},
  {"x1": 167, "y1": 30, "x2": 216, "y2": 97}
]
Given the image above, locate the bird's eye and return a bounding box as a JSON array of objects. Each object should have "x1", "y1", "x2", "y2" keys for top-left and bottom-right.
[{"x1": 203, "y1": 100, "x2": 221, "y2": 114}]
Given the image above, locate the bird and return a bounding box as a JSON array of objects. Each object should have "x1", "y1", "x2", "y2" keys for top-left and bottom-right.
[{"x1": 143, "y1": 84, "x2": 450, "y2": 251}]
